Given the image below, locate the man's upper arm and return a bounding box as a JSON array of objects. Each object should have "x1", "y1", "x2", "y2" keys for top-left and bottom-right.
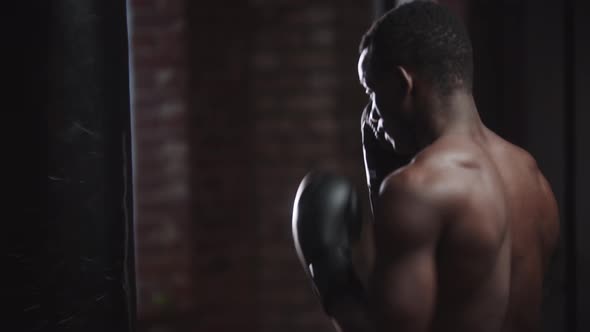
[{"x1": 369, "y1": 173, "x2": 442, "y2": 332}]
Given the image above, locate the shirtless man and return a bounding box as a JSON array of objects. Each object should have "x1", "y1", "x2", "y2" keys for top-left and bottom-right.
[{"x1": 292, "y1": 1, "x2": 560, "y2": 332}]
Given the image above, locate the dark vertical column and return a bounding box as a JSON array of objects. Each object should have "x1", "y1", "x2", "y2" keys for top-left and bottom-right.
[
  {"x1": 564, "y1": 0, "x2": 577, "y2": 330},
  {"x1": 521, "y1": 1, "x2": 566, "y2": 331},
  {"x1": 8, "y1": 1, "x2": 136, "y2": 331},
  {"x1": 6, "y1": 2, "x2": 53, "y2": 328},
  {"x1": 573, "y1": 1, "x2": 590, "y2": 331},
  {"x1": 467, "y1": 1, "x2": 508, "y2": 138},
  {"x1": 497, "y1": 0, "x2": 526, "y2": 147},
  {"x1": 467, "y1": 0, "x2": 526, "y2": 144}
]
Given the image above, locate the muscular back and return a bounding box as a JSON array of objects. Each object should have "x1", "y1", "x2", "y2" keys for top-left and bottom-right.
[
  {"x1": 475, "y1": 130, "x2": 559, "y2": 332},
  {"x1": 369, "y1": 128, "x2": 560, "y2": 332}
]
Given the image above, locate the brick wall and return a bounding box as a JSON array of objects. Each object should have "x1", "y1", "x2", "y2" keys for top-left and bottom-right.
[
  {"x1": 129, "y1": 0, "x2": 192, "y2": 329},
  {"x1": 131, "y1": 0, "x2": 372, "y2": 331},
  {"x1": 250, "y1": 3, "x2": 372, "y2": 331},
  {"x1": 187, "y1": 1, "x2": 371, "y2": 331}
]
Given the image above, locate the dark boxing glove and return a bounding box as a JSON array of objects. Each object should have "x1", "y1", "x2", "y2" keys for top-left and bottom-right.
[
  {"x1": 361, "y1": 103, "x2": 411, "y2": 211},
  {"x1": 292, "y1": 172, "x2": 365, "y2": 317}
]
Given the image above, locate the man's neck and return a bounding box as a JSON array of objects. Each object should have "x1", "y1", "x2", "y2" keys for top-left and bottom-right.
[{"x1": 418, "y1": 90, "x2": 483, "y2": 148}]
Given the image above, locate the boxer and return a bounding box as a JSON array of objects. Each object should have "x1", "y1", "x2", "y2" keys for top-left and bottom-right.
[{"x1": 292, "y1": 1, "x2": 560, "y2": 331}]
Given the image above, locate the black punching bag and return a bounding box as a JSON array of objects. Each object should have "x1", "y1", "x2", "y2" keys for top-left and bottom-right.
[
  {"x1": 374, "y1": 0, "x2": 397, "y2": 17},
  {"x1": 7, "y1": 1, "x2": 136, "y2": 331}
]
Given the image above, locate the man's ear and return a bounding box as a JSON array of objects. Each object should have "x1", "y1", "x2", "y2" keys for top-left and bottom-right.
[{"x1": 395, "y1": 66, "x2": 413, "y2": 97}]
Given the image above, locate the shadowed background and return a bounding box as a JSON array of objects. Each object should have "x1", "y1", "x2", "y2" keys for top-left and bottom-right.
[
  {"x1": 128, "y1": 1, "x2": 589, "y2": 332},
  {"x1": 8, "y1": 0, "x2": 587, "y2": 331}
]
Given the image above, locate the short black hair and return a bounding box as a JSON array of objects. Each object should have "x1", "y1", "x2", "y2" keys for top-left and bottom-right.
[{"x1": 359, "y1": 1, "x2": 473, "y2": 94}]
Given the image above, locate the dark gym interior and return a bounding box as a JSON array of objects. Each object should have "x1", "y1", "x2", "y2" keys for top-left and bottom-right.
[{"x1": 7, "y1": 0, "x2": 589, "y2": 331}]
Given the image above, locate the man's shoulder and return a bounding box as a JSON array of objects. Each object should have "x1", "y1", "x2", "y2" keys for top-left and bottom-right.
[
  {"x1": 374, "y1": 163, "x2": 450, "y2": 247},
  {"x1": 379, "y1": 148, "x2": 475, "y2": 208},
  {"x1": 377, "y1": 160, "x2": 457, "y2": 225}
]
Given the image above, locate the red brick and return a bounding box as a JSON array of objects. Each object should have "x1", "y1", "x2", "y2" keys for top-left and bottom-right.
[{"x1": 131, "y1": 0, "x2": 370, "y2": 330}]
